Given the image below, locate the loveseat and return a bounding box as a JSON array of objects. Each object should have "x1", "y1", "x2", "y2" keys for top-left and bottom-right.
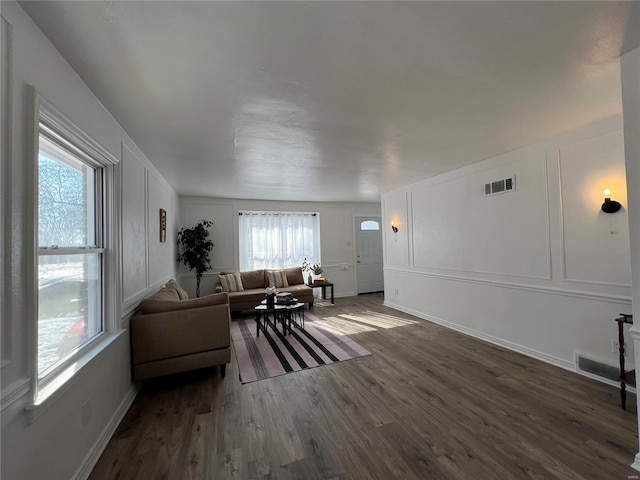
[
  {"x1": 215, "y1": 267, "x2": 314, "y2": 313},
  {"x1": 130, "y1": 280, "x2": 231, "y2": 381}
]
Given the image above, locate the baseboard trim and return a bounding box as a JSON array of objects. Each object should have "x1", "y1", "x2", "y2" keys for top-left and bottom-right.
[
  {"x1": 632, "y1": 453, "x2": 640, "y2": 472},
  {"x1": 72, "y1": 383, "x2": 140, "y2": 480},
  {"x1": 384, "y1": 300, "x2": 575, "y2": 373}
]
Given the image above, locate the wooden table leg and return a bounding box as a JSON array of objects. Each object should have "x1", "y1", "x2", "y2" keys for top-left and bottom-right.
[
  {"x1": 618, "y1": 317, "x2": 627, "y2": 410},
  {"x1": 256, "y1": 310, "x2": 261, "y2": 337}
]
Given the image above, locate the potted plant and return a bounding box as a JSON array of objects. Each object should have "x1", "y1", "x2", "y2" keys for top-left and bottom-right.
[
  {"x1": 177, "y1": 220, "x2": 214, "y2": 297},
  {"x1": 301, "y1": 258, "x2": 322, "y2": 284}
]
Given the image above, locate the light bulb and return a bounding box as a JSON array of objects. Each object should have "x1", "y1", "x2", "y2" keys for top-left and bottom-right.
[{"x1": 603, "y1": 188, "x2": 611, "y2": 197}]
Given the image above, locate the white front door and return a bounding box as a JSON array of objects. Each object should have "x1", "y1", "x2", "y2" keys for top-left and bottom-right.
[{"x1": 356, "y1": 216, "x2": 384, "y2": 294}]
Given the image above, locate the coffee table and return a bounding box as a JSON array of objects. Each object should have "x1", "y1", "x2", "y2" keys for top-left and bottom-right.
[
  {"x1": 254, "y1": 303, "x2": 288, "y2": 336},
  {"x1": 255, "y1": 297, "x2": 303, "y2": 336},
  {"x1": 285, "y1": 302, "x2": 305, "y2": 331}
]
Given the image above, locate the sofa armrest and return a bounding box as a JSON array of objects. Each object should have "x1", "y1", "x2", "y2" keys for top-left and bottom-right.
[
  {"x1": 131, "y1": 303, "x2": 230, "y2": 365},
  {"x1": 139, "y1": 292, "x2": 229, "y2": 314}
]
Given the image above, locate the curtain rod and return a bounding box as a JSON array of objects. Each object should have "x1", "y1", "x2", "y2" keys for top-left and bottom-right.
[{"x1": 239, "y1": 212, "x2": 317, "y2": 216}]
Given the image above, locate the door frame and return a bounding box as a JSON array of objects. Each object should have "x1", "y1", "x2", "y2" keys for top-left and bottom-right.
[{"x1": 353, "y1": 214, "x2": 383, "y2": 295}]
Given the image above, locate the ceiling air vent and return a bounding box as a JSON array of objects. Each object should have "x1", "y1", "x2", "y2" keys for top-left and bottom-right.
[{"x1": 484, "y1": 176, "x2": 516, "y2": 196}]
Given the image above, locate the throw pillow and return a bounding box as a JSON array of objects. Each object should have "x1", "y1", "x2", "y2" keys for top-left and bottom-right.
[
  {"x1": 219, "y1": 273, "x2": 244, "y2": 292},
  {"x1": 166, "y1": 279, "x2": 189, "y2": 300},
  {"x1": 267, "y1": 270, "x2": 289, "y2": 288},
  {"x1": 284, "y1": 267, "x2": 304, "y2": 285}
]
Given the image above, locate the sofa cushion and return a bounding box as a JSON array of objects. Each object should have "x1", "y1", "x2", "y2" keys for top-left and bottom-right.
[
  {"x1": 139, "y1": 292, "x2": 229, "y2": 314},
  {"x1": 219, "y1": 273, "x2": 244, "y2": 292},
  {"x1": 267, "y1": 270, "x2": 289, "y2": 288},
  {"x1": 284, "y1": 267, "x2": 305, "y2": 285},
  {"x1": 239, "y1": 269, "x2": 266, "y2": 289},
  {"x1": 227, "y1": 288, "x2": 266, "y2": 305},
  {"x1": 166, "y1": 279, "x2": 189, "y2": 300}
]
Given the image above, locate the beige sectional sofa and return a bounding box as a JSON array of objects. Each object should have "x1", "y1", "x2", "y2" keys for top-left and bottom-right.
[
  {"x1": 131, "y1": 280, "x2": 231, "y2": 381},
  {"x1": 215, "y1": 267, "x2": 314, "y2": 312}
]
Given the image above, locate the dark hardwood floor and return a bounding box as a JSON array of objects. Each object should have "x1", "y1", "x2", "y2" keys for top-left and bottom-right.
[{"x1": 90, "y1": 293, "x2": 638, "y2": 479}]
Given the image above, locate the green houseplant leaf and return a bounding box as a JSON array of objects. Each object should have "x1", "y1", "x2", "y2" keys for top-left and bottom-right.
[{"x1": 176, "y1": 220, "x2": 214, "y2": 297}]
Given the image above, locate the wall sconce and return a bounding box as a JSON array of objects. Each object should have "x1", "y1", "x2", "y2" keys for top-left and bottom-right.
[
  {"x1": 391, "y1": 222, "x2": 398, "y2": 233},
  {"x1": 601, "y1": 189, "x2": 622, "y2": 213}
]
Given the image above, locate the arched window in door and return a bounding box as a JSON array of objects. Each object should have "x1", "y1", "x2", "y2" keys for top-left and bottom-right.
[{"x1": 360, "y1": 220, "x2": 380, "y2": 231}]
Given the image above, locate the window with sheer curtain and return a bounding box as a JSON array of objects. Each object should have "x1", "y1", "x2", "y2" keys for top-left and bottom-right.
[{"x1": 239, "y1": 211, "x2": 321, "y2": 271}]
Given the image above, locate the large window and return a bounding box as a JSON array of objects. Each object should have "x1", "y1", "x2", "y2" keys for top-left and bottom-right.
[
  {"x1": 239, "y1": 211, "x2": 320, "y2": 271},
  {"x1": 37, "y1": 120, "x2": 106, "y2": 381}
]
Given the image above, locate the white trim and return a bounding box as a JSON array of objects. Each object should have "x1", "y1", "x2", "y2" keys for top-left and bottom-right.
[
  {"x1": 38, "y1": 94, "x2": 118, "y2": 166},
  {"x1": 561, "y1": 278, "x2": 632, "y2": 289},
  {"x1": 144, "y1": 169, "x2": 150, "y2": 289},
  {"x1": 1, "y1": 377, "x2": 31, "y2": 411},
  {"x1": 557, "y1": 130, "x2": 631, "y2": 289},
  {"x1": 1, "y1": 15, "x2": 13, "y2": 366},
  {"x1": 384, "y1": 267, "x2": 632, "y2": 304},
  {"x1": 29, "y1": 85, "x2": 122, "y2": 406},
  {"x1": 27, "y1": 84, "x2": 39, "y2": 398},
  {"x1": 71, "y1": 383, "x2": 140, "y2": 480},
  {"x1": 354, "y1": 214, "x2": 382, "y2": 295},
  {"x1": 542, "y1": 152, "x2": 553, "y2": 282},
  {"x1": 335, "y1": 291, "x2": 355, "y2": 298},
  {"x1": 38, "y1": 247, "x2": 106, "y2": 255},
  {"x1": 407, "y1": 191, "x2": 414, "y2": 267},
  {"x1": 632, "y1": 453, "x2": 640, "y2": 473},
  {"x1": 406, "y1": 264, "x2": 552, "y2": 282}
]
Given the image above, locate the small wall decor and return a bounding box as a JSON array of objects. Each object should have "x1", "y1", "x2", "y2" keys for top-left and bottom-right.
[{"x1": 159, "y1": 208, "x2": 167, "y2": 242}]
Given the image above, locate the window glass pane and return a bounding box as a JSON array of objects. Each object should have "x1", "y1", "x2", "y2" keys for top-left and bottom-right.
[
  {"x1": 361, "y1": 220, "x2": 380, "y2": 231},
  {"x1": 38, "y1": 253, "x2": 102, "y2": 376},
  {"x1": 39, "y1": 135, "x2": 95, "y2": 247}
]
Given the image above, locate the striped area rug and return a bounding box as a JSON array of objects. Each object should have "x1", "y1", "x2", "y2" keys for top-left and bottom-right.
[{"x1": 231, "y1": 311, "x2": 372, "y2": 384}]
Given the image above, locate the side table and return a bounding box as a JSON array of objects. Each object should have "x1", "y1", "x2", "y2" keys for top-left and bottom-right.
[{"x1": 306, "y1": 281, "x2": 334, "y2": 304}]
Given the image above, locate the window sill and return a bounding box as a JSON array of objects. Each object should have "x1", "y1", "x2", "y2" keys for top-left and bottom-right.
[{"x1": 24, "y1": 330, "x2": 125, "y2": 424}]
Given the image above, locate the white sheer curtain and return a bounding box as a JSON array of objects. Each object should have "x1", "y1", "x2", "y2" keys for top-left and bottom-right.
[{"x1": 239, "y1": 211, "x2": 321, "y2": 271}]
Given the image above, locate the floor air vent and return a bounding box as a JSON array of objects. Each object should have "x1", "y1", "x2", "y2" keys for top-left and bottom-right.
[
  {"x1": 484, "y1": 176, "x2": 515, "y2": 196},
  {"x1": 576, "y1": 354, "x2": 621, "y2": 383}
]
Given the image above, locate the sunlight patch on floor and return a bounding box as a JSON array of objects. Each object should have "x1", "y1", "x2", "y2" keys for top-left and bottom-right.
[
  {"x1": 320, "y1": 311, "x2": 419, "y2": 335},
  {"x1": 321, "y1": 316, "x2": 377, "y2": 335},
  {"x1": 340, "y1": 312, "x2": 419, "y2": 329}
]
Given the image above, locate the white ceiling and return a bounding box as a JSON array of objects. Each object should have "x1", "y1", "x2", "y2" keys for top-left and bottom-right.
[{"x1": 19, "y1": 1, "x2": 640, "y2": 203}]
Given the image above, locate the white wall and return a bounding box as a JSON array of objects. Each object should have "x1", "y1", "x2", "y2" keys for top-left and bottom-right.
[
  {"x1": 383, "y1": 114, "x2": 632, "y2": 376},
  {"x1": 179, "y1": 197, "x2": 380, "y2": 298},
  {"x1": 0, "y1": 3, "x2": 178, "y2": 479}
]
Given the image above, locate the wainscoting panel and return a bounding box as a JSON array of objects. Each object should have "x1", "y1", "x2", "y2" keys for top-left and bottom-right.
[
  {"x1": 147, "y1": 170, "x2": 174, "y2": 285},
  {"x1": 121, "y1": 144, "x2": 147, "y2": 305},
  {"x1": 383, "y1": 190, "x2": 410, "y2": 266},
  {"x1": 411, "y1": 150, "x2": 550, "y2": 280},
  {"x1": 384, "y1": 268, "x2": 632, "y2": 370},
  {"x1": 559, "y1": 130, "x2": 631, "y2": 287}
]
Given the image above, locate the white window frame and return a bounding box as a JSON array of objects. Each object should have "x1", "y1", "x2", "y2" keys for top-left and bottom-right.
[
  {"x1": 1, "y1": 15, "x2": 12, "y2": 369},
  {"x1": 26, "y1": 89, "x2": 121, "y2": 419}
]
